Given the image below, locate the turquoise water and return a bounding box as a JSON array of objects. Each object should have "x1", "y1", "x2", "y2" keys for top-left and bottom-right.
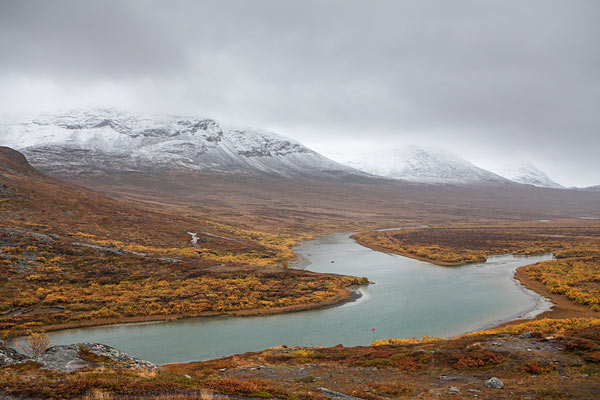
[{"x1": 44, "y1": 233, "x2": 552, "y2": 364}]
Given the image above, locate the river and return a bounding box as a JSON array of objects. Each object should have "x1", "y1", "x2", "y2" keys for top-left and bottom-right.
[{"x1": 43, "y1": 232, "x2": 553, "y2": 364}]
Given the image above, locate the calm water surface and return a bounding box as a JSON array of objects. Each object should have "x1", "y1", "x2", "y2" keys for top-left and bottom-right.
[{"x1": 45, "y1": 233, "x2": 552, "y2": 364}]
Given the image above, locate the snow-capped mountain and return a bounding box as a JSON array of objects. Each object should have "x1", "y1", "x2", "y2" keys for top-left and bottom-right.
[
  {"x1": 583, "y1": 185, "x2": 600, "y2": 192},
  {"x1": 496, "y1": 163, "x2": 564, "y2": 189},
  {"x1": 0, "y1": 109, "x2": 358, "y2": 178},
  {"x1": 326, "y1": 146, "x2": 510, "y2": 185}
]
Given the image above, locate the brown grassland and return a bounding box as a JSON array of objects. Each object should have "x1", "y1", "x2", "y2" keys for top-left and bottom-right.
[
  {"x1": 2, "y1": 147, "x2": 600, "y2": 398},
  {"x1": 0, "y1": 148, "x2": 367, "y2": 338}
]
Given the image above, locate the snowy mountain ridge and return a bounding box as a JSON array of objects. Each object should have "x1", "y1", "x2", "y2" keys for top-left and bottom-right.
[
  {"x1": 0, "y1": 109, "x2": 358, "y2": 178},
  {"x1": 495, "y1": 163, "x2": 564, "y2": 189},
  {"x1": 327, "y1": 145, "x2": 511, "y2": 185}
]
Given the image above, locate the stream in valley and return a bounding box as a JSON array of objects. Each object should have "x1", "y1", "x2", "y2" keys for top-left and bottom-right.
[{"x1": 44, "y1": 233, "x2": 553, "y2": 364}]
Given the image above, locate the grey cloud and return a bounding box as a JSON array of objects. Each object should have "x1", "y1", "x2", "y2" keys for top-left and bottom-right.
[{"x1": 0, "y1": 0, "x2": 598, "y2": 186}]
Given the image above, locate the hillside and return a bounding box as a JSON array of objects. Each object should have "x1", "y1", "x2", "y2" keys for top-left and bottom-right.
[
  {"x1": 0, "y1": 147, "x2": 366, "y2": 337},
  {"x1": 0, "y1": 146, "x2": 39, "y2": 177}
]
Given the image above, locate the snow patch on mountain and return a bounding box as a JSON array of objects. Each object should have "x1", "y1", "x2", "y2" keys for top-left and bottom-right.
[
  {"x1": 0, "y1": 109, "x2": 358, "y2": 178},
  {"x1": 326, "y1": 145, "x2": 510, "y2": 185},
  {"x1": 495, "y1": 163, "x2": 564, "y2": 189}
]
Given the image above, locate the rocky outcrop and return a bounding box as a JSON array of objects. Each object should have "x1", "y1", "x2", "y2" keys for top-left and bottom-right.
[
  {"x1": 0, "y1": 343, "x2": 155, "y2": 372},
  {"x1": 0, "y1": 346, "x2": 28, "y2": 367}
]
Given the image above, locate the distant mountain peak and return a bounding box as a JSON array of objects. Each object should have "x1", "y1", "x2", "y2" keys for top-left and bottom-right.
[
  {"x1": 327, "y1": 145, "x2": 510, "y2": 185},
  {"x1": 496, "y1": 163, "x2": 564, "y2": 189}
]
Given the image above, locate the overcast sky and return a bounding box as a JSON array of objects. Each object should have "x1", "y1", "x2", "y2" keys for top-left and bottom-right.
[{"x1": 0, "y1": 0, "x2": 598, "y2": 186}]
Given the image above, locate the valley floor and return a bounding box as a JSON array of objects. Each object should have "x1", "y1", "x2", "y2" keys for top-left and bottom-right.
[
  {"x1": 2, "y1": 147, "x2": 600, "y2": 398},
  {"x1": 2, "y1": 219, "x2": 600, "y2": 399}
]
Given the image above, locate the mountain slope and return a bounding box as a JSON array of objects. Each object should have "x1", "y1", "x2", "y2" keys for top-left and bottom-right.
[
  {"x1": 1, "y1": 147, "x2": 364, "y2": 337},
  {"x1": 0, "y1": 109, "x2": 359, "y2": 179},
  {"x1": 583, "y1": 185, "x2": 600, "y2": 192},
  {"x1": 327, "y1": 145, "x2": 510, "y2": 185},
  {"x1": 0, "y1": 146, "x2": 39, "y2": 177},
  {"x1": 497, "y1": 163, "x2": 564, "y2": 189}
]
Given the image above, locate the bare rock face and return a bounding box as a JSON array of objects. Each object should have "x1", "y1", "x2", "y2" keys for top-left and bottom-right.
[
  {"x1": 0, "y1": 343, "x2": 155, "y2": 372},
  {"x1": 0, "y1": 346, "x2": 28, "y2": 367}
]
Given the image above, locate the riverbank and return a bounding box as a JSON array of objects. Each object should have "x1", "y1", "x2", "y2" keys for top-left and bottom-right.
[
  {"x1": 350, "y1": 236, "x2": 482, "y2": 266},
  {"x1": 513, "y1": 266, "x2": 600, "y2": 320},
  {"x1": 6, "y1": 285, "x2": 366, "y2": 342},
  {"x1": 6, "y1": 320, "x2": 600, "y2": 399}
]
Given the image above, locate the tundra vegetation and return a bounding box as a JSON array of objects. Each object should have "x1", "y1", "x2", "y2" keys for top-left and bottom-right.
[
  {"x1": 0, "y1": 228, "x2": 366, "y2": 337},
  {"x1": 2, "y1": 319, "x2": 600, "y2": 399},
  {"x1": 0, "y1": 149, "x2": 366, "y2": 338},
  {"x1": 2, "y1": 148, "x2": 600, "y2": 397}
]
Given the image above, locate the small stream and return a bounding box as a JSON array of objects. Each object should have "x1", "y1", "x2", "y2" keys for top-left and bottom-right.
[{"x1": 43, "y1": 232, "x2": 553, "y2": 364}]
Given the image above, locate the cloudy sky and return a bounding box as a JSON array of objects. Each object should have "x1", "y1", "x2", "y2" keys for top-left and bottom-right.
[{"x1": 1, "y1": 0, "x2": 598, "y2": 186}]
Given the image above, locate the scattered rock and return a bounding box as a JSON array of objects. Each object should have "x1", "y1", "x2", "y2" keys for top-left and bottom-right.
[
  {"x1": 0, "y1": 346, "x2": 28, "y2": 367},
  {"x1": 519, "y1": 332, "x2": 533, "y2": 339},
  {"x1": 318, "y1": 387, "x2": 362, "y2": 400},
  {"x1": 449, "y1": 386, "x2": 460, "y2": 393},
  {"x1": 484, "y1": 377, "x2": 504, "y2": 389},
  {"x1": 35, "y1": 343, "x2": 155, "y2": 372}
]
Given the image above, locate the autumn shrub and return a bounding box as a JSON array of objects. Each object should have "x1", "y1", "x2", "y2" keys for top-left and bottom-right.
[
  {"x1": 369, "y1": 381, "x2": 412, "y2": 397},
  {"x1": 289, "y1": 349, "x2": 317, "y2": 359},
  {"x1": 203, "y1": 379, "x2": 260, "y2": 396},
  {"x1": 449, "y1": 350, "x2": 505, "y2": 369},
  {"x1": 563, "y1": 337, "x2": 599, "y2": 355},
  {"x1": 202, "y1": 378, "x2": 287, "y2": 398},
  {"x1": 19, "y1": 331, "x2": 50, "y2": 357},
  {"x1": 78, "y1": 346, "x2": 116, "y2": 365},
  {"x1": 471, "y1": 318, "x2": 600, "y2": 336},
  {"x1": 372, "y1": 336, "x2": 444, "y2": 346},
  {"x1": 523, "y1": 361, "x2": 556, "y2": 374},
  {"x1": 584, "y1": 351, "x2": 600, "y2": 362}
]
